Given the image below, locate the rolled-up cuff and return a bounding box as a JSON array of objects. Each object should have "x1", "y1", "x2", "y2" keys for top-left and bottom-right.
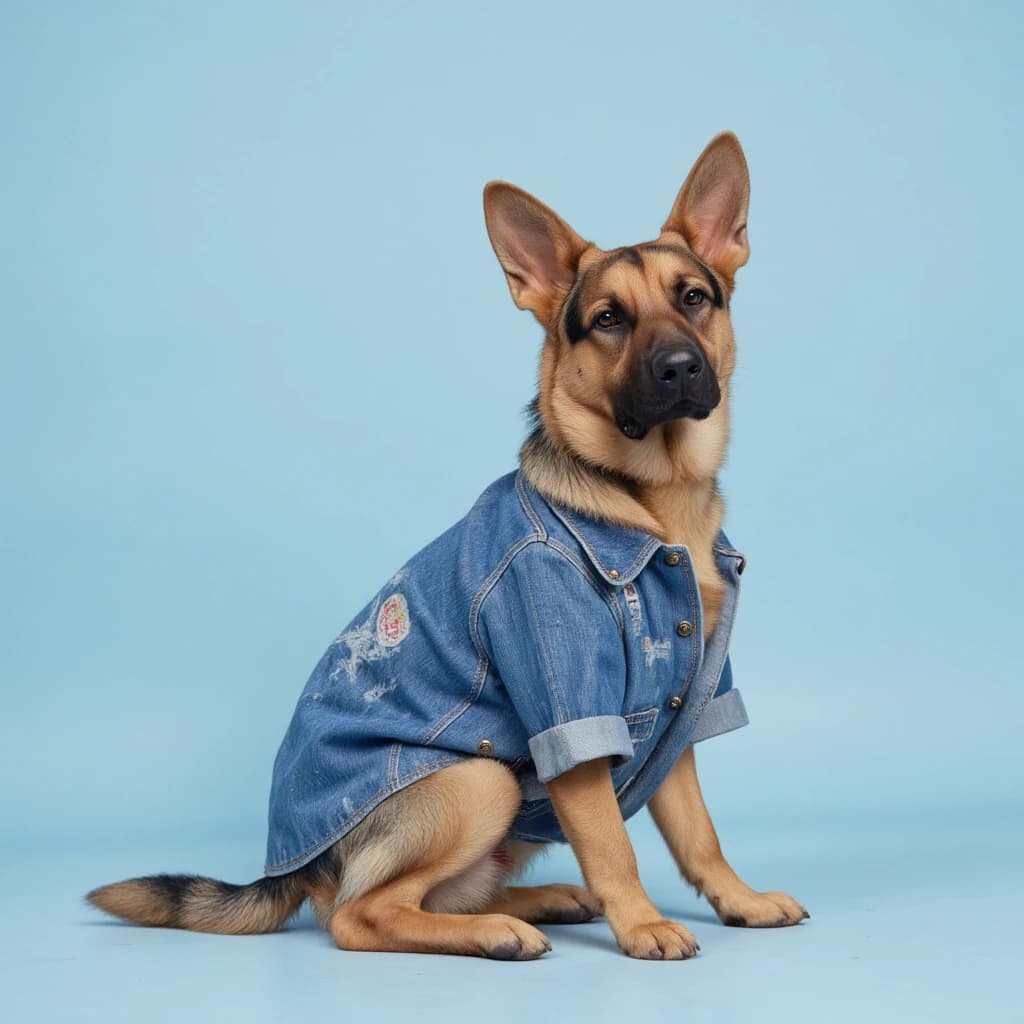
[
  {"x1": 528, "y1": 715, "x2": 634, "y2": 783},
  {"x1": 691, "y1": 689, "x2": 749, "y2": 743}
]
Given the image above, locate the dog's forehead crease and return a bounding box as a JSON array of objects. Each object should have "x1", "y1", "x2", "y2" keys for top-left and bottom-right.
[
  {"x1": 644, "y1": 245, "x2": 724, "y2": 308},
  {"x1": 574, "y1": 242, "x2": 723, "y2": 314}
]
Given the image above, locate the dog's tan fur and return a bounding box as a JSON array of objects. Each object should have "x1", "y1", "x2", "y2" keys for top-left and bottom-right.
[{"x1": 88, "y1": 132, "x2": 807, "y2": 959}]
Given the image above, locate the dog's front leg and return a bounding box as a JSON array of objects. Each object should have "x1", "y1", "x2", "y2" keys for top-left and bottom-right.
[
  {"x1": 648, "y1": 745, "x2": 809, "y2": 927},
  {"x1": 546, "y1": 757, "x2": 698, "y2": 960}
]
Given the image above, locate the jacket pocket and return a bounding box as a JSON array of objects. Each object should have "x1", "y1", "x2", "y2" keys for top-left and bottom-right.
[{"x1": 624, "y1": 707, "x2": 659, "y2": 744}]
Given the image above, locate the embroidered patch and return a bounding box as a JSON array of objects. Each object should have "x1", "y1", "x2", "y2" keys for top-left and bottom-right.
[
  {"x1": 642, "y1": 636, "x2": 672, "y2": 669},
  {"x1": 376, "y1": 593, "x2": 410, "y2": 648},
  {"x1": 330, "y1": 568, "x2": 411, "y2": 681},
  {"x1": 623, "y1": 583, "x2": 643, "y2": 636}
]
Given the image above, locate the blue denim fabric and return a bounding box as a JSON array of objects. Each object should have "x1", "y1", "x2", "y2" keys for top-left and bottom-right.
[{"x1": 265, "y1": 471, "x2": 747, "y2": 875}]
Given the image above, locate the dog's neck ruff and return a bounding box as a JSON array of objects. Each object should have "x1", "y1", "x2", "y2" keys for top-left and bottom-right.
[
  {"x1": 519, "y1": 417, "x2": 720, "y2": 545},
  {"x1": 520, "y1": 425, "x2": 636, "y2": 516}
]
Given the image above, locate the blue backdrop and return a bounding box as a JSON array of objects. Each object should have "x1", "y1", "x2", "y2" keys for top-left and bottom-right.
[{"x1": 2, "y1": 2, "x2": 1021, "y2": 1020}]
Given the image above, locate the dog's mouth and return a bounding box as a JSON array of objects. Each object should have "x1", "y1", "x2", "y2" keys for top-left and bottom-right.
[
  {"x1": 615, "y1": 401, "x2": 715, "y2": 441},
  {"x1": 617, "y1": 415, "x2": 648, "y2": 440}
]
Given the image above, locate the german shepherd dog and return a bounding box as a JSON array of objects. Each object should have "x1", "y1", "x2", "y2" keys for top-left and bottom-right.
[{"x1": 88, "y1": 132, "x2": 807, "y2": 960}]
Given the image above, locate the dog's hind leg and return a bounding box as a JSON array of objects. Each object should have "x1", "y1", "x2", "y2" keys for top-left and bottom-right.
[
  {"x1": 469, "y1": 841, "x2": 602, "y2": 924},
  {"x1": 483, "y1": 884, "x2": 602, "y2": 924},
  {"x1": 328, "y1": 759, "x2": 551, "y2": 959}
]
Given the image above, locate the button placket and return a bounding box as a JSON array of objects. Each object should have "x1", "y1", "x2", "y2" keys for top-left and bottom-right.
[
  {"x1": 644, "y1": 546, "x2": 699, "y2": 721},
  {"x1": 668, "y1": 549, "x2": 699, "y2": 712}
]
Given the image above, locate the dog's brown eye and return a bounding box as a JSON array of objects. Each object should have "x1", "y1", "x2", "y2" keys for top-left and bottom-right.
[
  {"x1": 594, "y1": 310, "x2": 621, "y2": 330},
  {"x1": 682, "y1": 288, "x2": 706, "y2": 307}
]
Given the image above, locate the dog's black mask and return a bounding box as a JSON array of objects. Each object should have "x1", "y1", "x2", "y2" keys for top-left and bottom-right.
[{"x1": 613, "y1": 337, "x2": 721, "y2": 440}]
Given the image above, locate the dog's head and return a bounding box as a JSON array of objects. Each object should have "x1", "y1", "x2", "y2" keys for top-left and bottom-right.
[{"x1": 484, "y1": 132, "x2": 749, "y2": 485}]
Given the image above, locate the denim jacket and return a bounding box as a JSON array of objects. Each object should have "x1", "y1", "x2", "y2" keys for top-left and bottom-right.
[{"x1": 265, "y1": 471, "x2": 748, "y2": 876}]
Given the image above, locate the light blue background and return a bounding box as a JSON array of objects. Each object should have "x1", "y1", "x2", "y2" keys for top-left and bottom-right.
[{"x1": 2, "y1": 2, "x2": 1022, "y2": 1021}]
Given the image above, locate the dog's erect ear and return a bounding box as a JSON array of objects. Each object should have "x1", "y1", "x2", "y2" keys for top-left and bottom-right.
[
  {"x1": 483, "y1": 183, "x2": 589, "y2": 321},
  {"x1": 662, "y1": 132, "x2": 750, "y2": 284}
]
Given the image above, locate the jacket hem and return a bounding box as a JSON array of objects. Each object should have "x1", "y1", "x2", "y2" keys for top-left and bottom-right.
[{"x1": 264, "y1": 753, "x2": 466, "y2": 877}]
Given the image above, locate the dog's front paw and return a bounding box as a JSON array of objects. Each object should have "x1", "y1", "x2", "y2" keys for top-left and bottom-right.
[
  {"x1": 710, "y1": 888, "x2": 809, "y2": 928},
  {"x1": 616, "y1": 919, "x2": 699, "y2": 960}
]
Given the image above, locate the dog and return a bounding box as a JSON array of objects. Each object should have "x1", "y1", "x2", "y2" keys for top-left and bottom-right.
[{"x1": 88, "y1": 132, "x2": 807, "y2": 960}]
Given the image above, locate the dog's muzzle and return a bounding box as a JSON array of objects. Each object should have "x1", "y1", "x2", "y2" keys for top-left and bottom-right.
[{"x1": 614, "y1": 340, "x2": 721, "y2": 440}]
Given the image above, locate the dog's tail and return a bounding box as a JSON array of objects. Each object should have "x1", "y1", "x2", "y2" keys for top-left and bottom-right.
[{"x1": 86, "y1": 871, "x2": 307, "y2": 935}]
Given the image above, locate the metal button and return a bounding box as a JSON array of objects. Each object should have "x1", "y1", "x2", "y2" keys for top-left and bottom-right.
[
  {"x1": 665, "y1": 552, "x2": 681, "y2": 567},
  {"x1": 667, "y1": 695, "x2": 683, "y2": 710},
  {"x1": 477, "y1": 739, "x2": 494, "y2": 756},
  {"x1": 608, "y1": 569, "x2": 620, "y2": 580},
  {"x1": 676, "y1": 620, "x2": 694, "y2": 637},
  {"x1": 737, "y1": 556, "x2": 747, "y2": 576}
]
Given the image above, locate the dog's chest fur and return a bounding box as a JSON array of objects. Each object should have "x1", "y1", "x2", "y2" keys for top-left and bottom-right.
[
  {"x1": 640, "y1": 481, "x2": 726, "y2": 643},
  {"x1": 693, "y1": 550, "x2": 725, "y2": 642}
]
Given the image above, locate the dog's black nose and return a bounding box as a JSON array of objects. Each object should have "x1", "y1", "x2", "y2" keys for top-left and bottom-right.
[{"x1": 650, "y1": 345, "x2": 705, "y2": 391}]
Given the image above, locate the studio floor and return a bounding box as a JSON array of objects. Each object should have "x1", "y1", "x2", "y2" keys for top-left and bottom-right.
[{"x1": 4, "y1": 807, "x2": 1021, "y2": 1023}]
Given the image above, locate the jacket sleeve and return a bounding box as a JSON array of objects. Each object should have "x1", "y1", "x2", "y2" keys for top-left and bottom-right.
[
  {"x1": 690, "y1": 656, "x2": 749, "y2": 743},
  {"x1": 478, "y1": 541, "x2": 633, "y2": 783}
]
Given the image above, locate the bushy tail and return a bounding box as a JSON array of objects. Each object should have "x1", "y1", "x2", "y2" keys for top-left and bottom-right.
[{"x1": 86, "y1": 872, "x2": 307, "y2": 935}]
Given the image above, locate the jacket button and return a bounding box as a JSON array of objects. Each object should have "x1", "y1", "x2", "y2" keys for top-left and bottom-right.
[
  {"x1": 608, "y1": 569, "x2": 620, "y2": 580},
  {"x1": 665, "y1": 552, "x2": 681, "y2": 567},
  {"x1": 477, "y1": 739, "x2": 494, "y2": 756},
  {"x1": 737, "y1": 556, "x2": 747, "y2": 575},
  {"x1": 676, "y1": 620, "x2": 694, "y2": 637},
  {"x1": 667, "y1": 695, "x2": 683, "y2": 710}
]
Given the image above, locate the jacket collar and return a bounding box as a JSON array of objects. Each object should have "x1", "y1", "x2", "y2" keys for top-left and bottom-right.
[
  {"x1": 519, "y1": 473, "x2": 662, "y2": 587},
  {"x1": 518, "y1": 472, "x2": 745, "y2": 587}
]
